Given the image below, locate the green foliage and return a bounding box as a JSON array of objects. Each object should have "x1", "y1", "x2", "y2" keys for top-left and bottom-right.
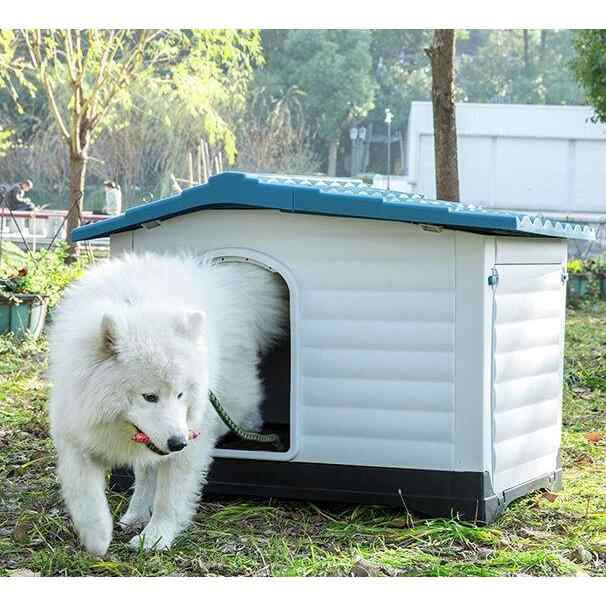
[
  {"x1": 254, "y1": 29, "x2": 583, "y2": 175},
  {"x1": 87, "y1": 30, "x2": 262, "y2": 201},
  {"x1": 261, "y1": 30, "x2": 376, "y2": 143},
  {"x1": 572, "y1": 30, "x2": 606, "y2": 122},
  {"x1": 233, "y1": 85, "x2": 320, "y2": 174},
  {"x1": 0, "y1": 29, "x2": 592, "y2": 188},
  {"x1": 368, "y1": 30, "x2": 432, "y2": 132},
  {"x1": 0, "y1": 242, "x2": 89, "y2": 307},
  {"x1": 0, "y1": 29, "x2": 262, "y2": 208},
  {"x1": 458, "y1": 30, "x2": 584, "y2": 105},
  {"x1": 0, "y1": 126, "x2": 12, "y2": 157},
  {"x1": 567, "y1": 259, "x2": 586, "y2": 274},
  {"x1": 161, "y1": 30, "x2": 263, "y2": 164},
  {"x1": 0, "y1": 303, "x2": 605, "y2": 576}
]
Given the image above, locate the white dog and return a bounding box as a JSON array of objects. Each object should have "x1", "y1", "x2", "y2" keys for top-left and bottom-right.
[{"x1": 48, "y1": 252, "x2": 287, "y2": 556}]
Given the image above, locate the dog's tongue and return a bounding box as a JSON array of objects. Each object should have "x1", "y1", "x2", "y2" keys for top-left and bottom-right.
[{"x1": 131, "y1": 430, "x2": 200, "y2": 444}]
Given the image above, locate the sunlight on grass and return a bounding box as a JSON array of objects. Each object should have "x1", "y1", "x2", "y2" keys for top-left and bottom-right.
[{"x1": 1, "y1": 302, "x2": 605, "y2": 577}]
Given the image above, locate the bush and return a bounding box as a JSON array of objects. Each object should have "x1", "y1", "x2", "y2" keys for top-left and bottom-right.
[
  {"x1": 0, "y1": 242, "x2": 90, "y2": 308},
  {"x1": 567, "y1": 259, "x2": 586, "y2": 274},
  {"x1": 234, "y1": 86, "x2": 321, "y2": 175}
]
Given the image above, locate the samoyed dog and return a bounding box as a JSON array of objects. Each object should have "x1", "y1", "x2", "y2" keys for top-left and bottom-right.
[{"x1": 48, "y1": 252, "x2": 287, "y2": 556}]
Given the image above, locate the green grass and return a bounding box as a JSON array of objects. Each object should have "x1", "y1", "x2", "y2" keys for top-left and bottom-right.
[{"x1": 1, "y1": 303, "x2": 605, "y2": 577}]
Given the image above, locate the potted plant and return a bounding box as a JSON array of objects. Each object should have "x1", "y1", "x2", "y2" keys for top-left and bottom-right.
[
  {"x1": 592, "y1": 254, "x2": 606, "y2": 298},
  {"x1": 566, "y1": 259, "x2": 590, "y2": 299},
  {"x1": 0, "y1": 241, "x2": 89, "y2": 339},
  {"x1": 0, "y1": 266, "x2": 48, "y2": 338}
]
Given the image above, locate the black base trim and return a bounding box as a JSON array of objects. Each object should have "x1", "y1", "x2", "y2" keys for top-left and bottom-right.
[
  {"x1": 110, "y1": 459, "x2": 562, "y2": 524},
  {"x1": 205, "y1": 459, "x2": 562, "y2": 523}
]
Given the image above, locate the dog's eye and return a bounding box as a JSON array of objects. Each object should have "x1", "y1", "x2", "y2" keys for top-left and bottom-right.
[
  {"x1": 177, "y1": 392, "x2": 184, "y2": 399},
  {"x1": 142, "y1": 393, "x2": 159, "y2": 403}
]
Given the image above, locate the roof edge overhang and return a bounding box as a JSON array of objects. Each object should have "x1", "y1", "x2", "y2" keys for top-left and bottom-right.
[{"x1": 71, "y1": 172, "x2": 596, "y2": 243}]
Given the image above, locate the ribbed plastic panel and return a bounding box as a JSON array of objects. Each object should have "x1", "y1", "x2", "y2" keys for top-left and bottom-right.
[
  {"x1": 492, "y1": 264, "x2": 564, "y2": 493},
  {"x1": 295, "y1": 225, "x2": 456, "y2": 469},
  {"x1": 131, "y1": 210, "x2": 457, "y2": 469}
]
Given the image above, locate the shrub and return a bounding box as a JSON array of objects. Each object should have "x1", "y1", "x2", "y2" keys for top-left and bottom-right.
[
  {"x1": 0, "y1": 242, "x2": 90, "y2": 307},
  {"x1": 567, "y1": 259, "x2": 585, "y2": 274}
]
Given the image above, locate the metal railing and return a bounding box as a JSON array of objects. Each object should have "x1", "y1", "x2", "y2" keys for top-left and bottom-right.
[{"x1": 0, "y1": 208, "x2": 110, "y2": 252}]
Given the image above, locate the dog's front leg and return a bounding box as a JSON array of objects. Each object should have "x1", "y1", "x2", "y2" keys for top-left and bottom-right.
[
  {"x1": 129, "y1": 444, "x2": 212, "y2": 551},
  {"x1": 57, "y1": 443, "x2": 112, "y2": 556},
  {"x1": 119, "y1": 464, "x2": 157, "y2": 530}
]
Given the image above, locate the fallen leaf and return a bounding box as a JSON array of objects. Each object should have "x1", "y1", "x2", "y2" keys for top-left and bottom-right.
[
  {"x1": 13, "y1": 518, "x2": 32, "y2": 544},
  {"x1": 585, "y1": 432, "x2": 603, "y2": 443},
  {"x1": 542, "y1": 490, "x2": 559, "y2": 503}
]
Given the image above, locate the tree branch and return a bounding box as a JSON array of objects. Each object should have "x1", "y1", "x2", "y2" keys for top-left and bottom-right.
[{"x1": 23, "y1": 30, "x2": 71, "y2": 144}]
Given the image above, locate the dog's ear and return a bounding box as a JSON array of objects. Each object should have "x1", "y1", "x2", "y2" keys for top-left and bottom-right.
[
  {"x1": 99, "y1": 314, "x2": 119, "y2": 359},
  {"x1": 174, "y1": 310, "x2": 206, "y2": 340}
]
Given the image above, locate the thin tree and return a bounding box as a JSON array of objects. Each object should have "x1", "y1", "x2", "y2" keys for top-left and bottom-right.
[
  {"x1": 425, "y1": 29, "x2": 460, "y2": 201},
  {"x1": 4, "y1": 30, "x2": 166, "y2": 253}
]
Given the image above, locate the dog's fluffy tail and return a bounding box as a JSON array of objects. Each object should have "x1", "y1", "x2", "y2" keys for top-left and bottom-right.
[{"x1": 205, "y1": 260, "x2": 289, "y2": 355}]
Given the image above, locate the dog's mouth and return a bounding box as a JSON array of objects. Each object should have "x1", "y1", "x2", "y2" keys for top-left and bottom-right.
[
  {"x1": 130, "y1": 426, "x2": 201, "y2": 456},
  {"x1": 131, "y1": 426, "x2": 170, "y2": 456}
]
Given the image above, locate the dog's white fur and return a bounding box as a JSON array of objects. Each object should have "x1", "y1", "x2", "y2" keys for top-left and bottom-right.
[{"x1": 48, "y1": 252, "x2": 287, "y2": 555}]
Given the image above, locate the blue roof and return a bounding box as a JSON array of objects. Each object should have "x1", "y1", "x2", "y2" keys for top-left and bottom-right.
[{"x1": 72, "y1": 172, "x2": 595, "y2": 242}]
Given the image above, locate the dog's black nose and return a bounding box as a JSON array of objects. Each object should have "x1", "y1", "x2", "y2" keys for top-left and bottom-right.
[{"x1": 167, "y1": 436, "x2": 187, "y2": 452}]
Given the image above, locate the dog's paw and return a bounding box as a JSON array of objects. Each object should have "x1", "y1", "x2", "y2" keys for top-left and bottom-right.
[
  {"x1": 128, "y1": 524, "x2": 175, "y2": 551},
  {"x1": 118, "y1": 508, "x2": 151, "y2": 531},
  {"x1": 81, "y1": 528, "x2": 112, "y2": 557}
]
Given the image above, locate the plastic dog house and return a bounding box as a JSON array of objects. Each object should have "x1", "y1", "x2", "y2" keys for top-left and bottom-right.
[{"x1": 72, "y1": 172, "x2": 595, "y2": 522}]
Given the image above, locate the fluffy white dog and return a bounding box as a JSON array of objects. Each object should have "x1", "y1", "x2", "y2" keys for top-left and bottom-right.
[{"x1": 48, "y1": 252, "x2": 287, "y2": 556}]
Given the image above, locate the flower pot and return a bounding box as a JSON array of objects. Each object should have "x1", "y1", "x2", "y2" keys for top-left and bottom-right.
[
  {"x1": 0, "y1": 293, "x2": 48, "y2": 339},
  {"x1": 567, "y1": 273, "x2": 590, "y2": 299}
]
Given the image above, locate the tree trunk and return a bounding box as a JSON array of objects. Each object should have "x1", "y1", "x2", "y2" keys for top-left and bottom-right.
[
  {"x1": 426, "y1": 29, "x2": 460, "y2": 202},
  {"x1": 362, "y1": 122, "x2": 373, "y2": 173},
  {"x1": 523, "y1": 30, "x2": 530, "y2": 74},
  {"x1": 540, "y1": 30, "x2": 547, "y2": 65},
  {"x1": 66, "y1": 153, "x2": 87, "y2": 260},
  {"x1": 328, "y1": 141, "x2": 338, "y2": 177},
  {"x1": 399, "y1": 130, "x2": 406, "y2": 175}
]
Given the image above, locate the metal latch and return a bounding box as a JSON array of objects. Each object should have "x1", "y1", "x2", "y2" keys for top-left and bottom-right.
[
  {"x1": 561, "y1": 269, "x2": 568, "y2": 284},
  {"x1": 488, "y1": 267, "x2": 499, "y2": 288}
]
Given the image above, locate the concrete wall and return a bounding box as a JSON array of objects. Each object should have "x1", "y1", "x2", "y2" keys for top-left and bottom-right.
[{"x1": 406, "y1": 102, "x2": 606, "y2": 220}]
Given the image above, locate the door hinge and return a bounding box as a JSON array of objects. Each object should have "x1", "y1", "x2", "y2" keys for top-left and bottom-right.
[
  {"x1": 420, "y1": 224, "x2": 443, "y2": 234},
  {"x1": 561, "y1": 269, "x2": 568, "y2": 284},
  {"x1": 488, "y1": 267, "x2": 499, "y2": 288},
  {"x1": 142, "y1": 220, "x2": 162, "y2": 230}
]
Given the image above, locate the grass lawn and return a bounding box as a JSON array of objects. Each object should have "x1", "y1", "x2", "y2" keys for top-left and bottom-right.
[{"x1": 1, "y1": 301, "x2": 605, "y2": 577}]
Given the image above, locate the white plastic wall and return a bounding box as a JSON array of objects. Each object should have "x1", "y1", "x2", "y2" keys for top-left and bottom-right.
[
  {"x1": 109, "y1": 210, "x2": 568, "y2": 495},
  {"x1": 117, "y1": 211, "x2": 462, "y2": 470},
  {"x1": 406, "y1": 102, "x2": 606, "y2": 219},
  {"x1": 490, "y1": 238, "x2": 567, "y2": 493}
]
